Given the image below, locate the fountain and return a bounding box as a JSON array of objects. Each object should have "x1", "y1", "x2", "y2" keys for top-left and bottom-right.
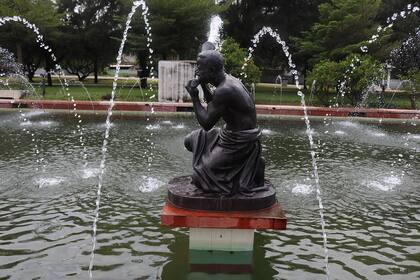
[
  {"x1": 0, "y1": 2, "x2": 419, "y2": 280},
  {"x1": 88, "y1": 1, "x2": 155, "y2": 277},
  {"x1": 1, "y1": 109, "x2": 419, "y2": 279},
  {"x1": 157, "y1": 15, "x2": 223, "y2": 103},
  {"x1": 274, "y1": 74, "x2": 283, "y2": 104},
  {"x1": 161, "y1": 42, "x2": 287, "y2": 260},
  {"x1": 0, "y1": 16, "x2": 88, "y2": 163},
  {"x1": 240, "y1": 25, "x2": 330, "y2": 277},
  {"x1": 338, "y1": 4, "x2": 420, "y2": 108}
]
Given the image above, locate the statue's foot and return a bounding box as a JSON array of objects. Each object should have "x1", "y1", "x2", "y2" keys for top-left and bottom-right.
[{"x1": 192, "y1": 188, "x2": 205, "y2": 195}]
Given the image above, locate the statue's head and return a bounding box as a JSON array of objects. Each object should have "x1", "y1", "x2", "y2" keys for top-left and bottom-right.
[{"x1": 196, "y1": 50, "x2": 224, "y2": 83}]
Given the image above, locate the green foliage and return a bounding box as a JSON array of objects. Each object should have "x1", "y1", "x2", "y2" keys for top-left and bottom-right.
[
  {"x1": 390, "y1": 30, "x2": 420, "y2": 76},
  {"x1": 308, "y1": 54, "x2": 382, "y2": 106},
  {"x1": 400, "y1": 69, "x2": 420, "y2": 92},
  {"x1": 220, "y1": 37, "x2": 261, "y2": 88},
  {"x1": 0, "y1": 0, "x2": 61, "y2": 80},
  {"x1": 128, "y1": 0, "x2": 221, "y2": 61},
  {"x1": 0, "y1": 0, "x2": 61, "y2": 34},
  {"x1": 0, "y1": 47, "x2": 23, "y2": 75},
  {"x1": 57, "y1": 0, "x2": 127, "y2": 82},
  {"x1": 293, "y1": 0, "x2": 381, "y2": 67},
  {"x1": 399, "y1": 69, "x2": 420, "y2": 109},
  {"x1": 221, "y1": 0, "x2": 323, "y2": 70},
  {"x1": 343, "y1": 55, "x2": 383, "y2": 105}
]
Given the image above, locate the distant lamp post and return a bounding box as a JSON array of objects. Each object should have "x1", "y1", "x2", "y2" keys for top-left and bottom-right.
[
  {"x1": 40, "y1": 70, "x2": 47, "y2": 97},
  {"x1": 385, "y1": 62, "x2": 395, "y2": 90}
]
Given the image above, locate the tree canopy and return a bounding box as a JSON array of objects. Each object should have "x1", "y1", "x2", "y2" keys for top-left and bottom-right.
[
  {"x1": 0, "y1": 0, "x2": 61, "y2": 81},
  {"x1": 56, "y1": 0, "x2": 127, "y2": 82},
  {"x1": 220, "y1": 37, "x2": 261, "y2": 88},
  {"x1": 390, "y1": 29, "x2": 420, "y2": 76},
  {"x1": 221, "y1": 0, "x2": 323, "y2": 69},
  {"x1": 293, "y1": 0, "x2": 381, "y2": 66},
  {"x1": 0, "y1": 0, "x2": 418, "y2": 86},
  {"x1": 127, "y1": 0, "x2": 221, "y2": 61}
]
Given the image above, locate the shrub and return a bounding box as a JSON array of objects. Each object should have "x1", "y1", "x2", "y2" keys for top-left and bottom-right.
[
  {"x1": 0, "y1": 48, "x2": 23, "y2": 76},
  {"x1": 307, "y1": 55, "x2": 382, "y2": 106},
  {"x1": 399, "y1": 69, "x2": 420, "y2": 109},
  {"x1": 220, "y1": 37, "x2": 261, "y2": 89}
]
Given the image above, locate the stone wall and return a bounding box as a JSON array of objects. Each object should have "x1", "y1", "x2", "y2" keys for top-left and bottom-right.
[
  {"x1": 158, "y1": 61, "x2": 202, "y2": 102},
  {"x1": 0, "y1": 90, "x2": 24, "y2": 99}
]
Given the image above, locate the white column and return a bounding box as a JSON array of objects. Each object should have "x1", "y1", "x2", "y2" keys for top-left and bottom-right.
[{"x1": 189, "y1": 228, "x2": 255, "y2": 251}]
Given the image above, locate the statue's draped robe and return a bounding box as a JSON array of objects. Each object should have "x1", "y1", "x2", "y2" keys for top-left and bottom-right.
[{"x1": 185, "y1": 127, "x2": 266, "y2": 194}]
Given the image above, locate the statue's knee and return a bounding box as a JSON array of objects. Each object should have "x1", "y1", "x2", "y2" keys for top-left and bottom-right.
[
  {"x1": 256, "y1": 157, "x2": 265, "y2": 184},
  {"x1": 184, "y1": 133, "x2": 193, "y2": 152},
  {"x1": 259, "y1": 157, "x2": 265, "y2": 170}
]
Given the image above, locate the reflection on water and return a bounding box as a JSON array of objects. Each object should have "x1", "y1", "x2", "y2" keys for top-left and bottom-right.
[
  {"x1": 36, "y1": 176, "x2": 65, "y2": 189},
  {"x1": 366, "y1": 175, "x2": 402, "y2": 192},
  {"x1": 0, "y1": 111, "x2": 419, "y2": 279},
  {"x1": 291, "y1": 183, "x2": 313, "y2": 195},
  {"x1": 136, "y1": 176, "x2": 165, "y2": 193},
  {"x1": 161, "y1": 237, "x2": 277, "y2": 280},
  {"x1": 80, "y1": 167, "x2": 100, "y2": 179}
]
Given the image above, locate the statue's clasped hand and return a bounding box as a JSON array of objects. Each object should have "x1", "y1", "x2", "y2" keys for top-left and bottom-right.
[{"x1": 186, "y1": 79, "x2": 200, "y2": 98}]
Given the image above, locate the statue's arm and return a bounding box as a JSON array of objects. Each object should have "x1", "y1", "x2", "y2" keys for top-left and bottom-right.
[
  {"x1": 200, "y1": 83, "x2": 213, "y2": 103},
  {"x1": 191, "y1": 90, "x2": 225, "y2": 131}
]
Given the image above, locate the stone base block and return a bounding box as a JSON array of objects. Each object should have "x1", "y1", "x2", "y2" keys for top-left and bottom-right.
[
  {"x1": 189, "y1": 250, "x2": 253, "y2": 274},
  {"x1": 160, "y1": 202, "x2": 287, "y2": 230},
  {"x1": 190, "y1": 228, "x2": 254, "y2": 251},
  {"x1": 0, "y1": 90, "x2": 24, "y2": 99}
]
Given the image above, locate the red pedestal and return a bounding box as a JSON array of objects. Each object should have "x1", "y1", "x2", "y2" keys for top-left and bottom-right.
[{"x1": 160, "y1": 201, "x2": 287, "y2": 230}]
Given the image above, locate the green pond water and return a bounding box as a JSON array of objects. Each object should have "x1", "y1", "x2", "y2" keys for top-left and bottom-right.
[{"x1": 0, "y1": 110, "x2": 419, "y2": 280}]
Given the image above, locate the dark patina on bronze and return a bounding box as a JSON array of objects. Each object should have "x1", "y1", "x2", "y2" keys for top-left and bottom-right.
[
  {"x1": 167, "y1": 176, "x2": 276, "y2": 211},
  {"x1": 165, "y1": 42, "x2": 278, "y2": 212}
]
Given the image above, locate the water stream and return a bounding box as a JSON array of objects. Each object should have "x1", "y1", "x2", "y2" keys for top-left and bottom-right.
[
  {"x1": 0, "y1": 16, "x2": 87, "y2": 161},
  {"x1": 298, "y1": 91, "x2": 330, "y2": 279},
  {"x1": 1, "y1": 4, "x2": 418, "y2": 280},
  {"x1": 241, "y1": 25, "x2": 330, "y2": 277},
  {"x1": 89, "y1": 1, "x2": 155, "y2": 277},
  {"x1": 242, "y1": 27, "x2": 300, "y2": 88},
  {"x1": 207, "y1": 15, "x2": 223, "y2": 48},
  {"x1": 335, "y1": 3, "x2": 420, "y2": 183},
  {"x1": 338, "y1": 3, "x2": 420, "y2": 106}
]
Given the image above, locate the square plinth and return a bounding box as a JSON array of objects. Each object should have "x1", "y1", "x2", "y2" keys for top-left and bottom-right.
[
  {"x1": 160, "y1": 201, "x2": 287, "y2": 230},
  {"x1": 190, "y1": 228, "x2": 255, "y2": 251}
]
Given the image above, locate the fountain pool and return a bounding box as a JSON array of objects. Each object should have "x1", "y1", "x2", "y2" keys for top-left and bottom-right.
[{"x1": 0, "y1": 110, "x2": 419, "y2": 279}]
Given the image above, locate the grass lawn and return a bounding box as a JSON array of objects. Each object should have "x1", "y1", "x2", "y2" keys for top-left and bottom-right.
[
  {"x1": 27, "y1": 83, "x2": 158, "y2": 102},
  {"x1": 4, "y1": 77, "x2": 415, "y2": 109}
]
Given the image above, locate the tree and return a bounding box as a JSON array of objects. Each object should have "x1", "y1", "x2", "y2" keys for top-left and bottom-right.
[
  {"x1": 221, "y1": 0, "x2": 323, "y2": 75},
  {"x1": 307, "y1": 55, "x2": 382, "y2": 106},
  {"x1": 376, "y1": 0, "x2": 420, "y2": 38},
  {"x1": 0, "y1": 0, "x2": 61, "y2": 82},
  {"x1": 306, "y1": 59, "x2": 342, "y2": 106},
  {"x1": 0, "y1": 47, "x2": 23, "y2": 75},
  {"x1": 222, "y1": 0, "x2": 323, "y2": 48},
  {"x1": 390, "y1": 29, "x2": 420, "y2": 76},
  {"x1": 368, "y1": 1, "x2": 420, "y2": 61},
  {"x1": 57, "y1": 0, "x2": 126, "y2": 83},
  {"x1": 399, "y1": 69, "x2": 420, "y2": 109},
  {"x1": 127, "y1": 0, "x2": 221, "y2": 60},
  {"x1": 293, "y1": 0, "x2": 381, "y2": 66},
  {"x1": 390, "y1": 29, "x2": 420, "y2": 109},
  {"x1": 220, "y1": 37, "x2": 261, "y2": 88}
]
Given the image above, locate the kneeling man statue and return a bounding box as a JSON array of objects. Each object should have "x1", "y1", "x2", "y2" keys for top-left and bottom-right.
[{"x1": 184, "y1": 43, "x2": 266, "y2": 195}]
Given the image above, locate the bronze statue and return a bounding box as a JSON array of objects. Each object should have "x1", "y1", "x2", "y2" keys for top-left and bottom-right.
[{"x1": 184, "y1": 43, "x2": 266, "y2": 195}]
